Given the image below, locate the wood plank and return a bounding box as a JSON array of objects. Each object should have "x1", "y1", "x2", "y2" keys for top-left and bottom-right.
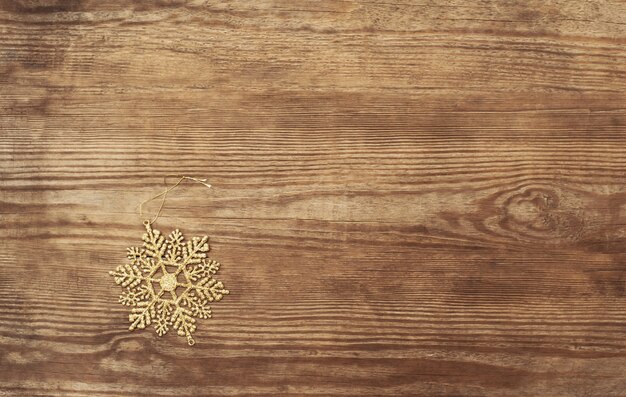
[{"x1": 1, "y1": 0, "x2": 626, "y2": 396}]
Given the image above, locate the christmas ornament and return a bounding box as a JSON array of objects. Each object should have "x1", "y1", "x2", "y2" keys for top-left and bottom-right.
[{"x1": 109, "y1": 176, "x2": 229, "y2": 345}]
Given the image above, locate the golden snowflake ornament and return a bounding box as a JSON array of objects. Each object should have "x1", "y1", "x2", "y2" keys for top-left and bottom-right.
[{"x1": 109, "y1": 220, "x2": 230, "y2": 345}]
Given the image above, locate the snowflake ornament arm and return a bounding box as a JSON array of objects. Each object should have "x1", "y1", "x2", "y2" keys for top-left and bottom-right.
[{"x1": 109, "y1": 221, "x2": 230, "y2": 345}]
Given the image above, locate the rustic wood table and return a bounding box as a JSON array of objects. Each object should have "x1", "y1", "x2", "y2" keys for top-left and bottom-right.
[{"x1": 2, "y1": 1, "x2": 626, "y2": 396}]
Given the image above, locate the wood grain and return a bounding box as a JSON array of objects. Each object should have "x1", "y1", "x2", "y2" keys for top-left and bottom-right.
[{"x1": 2, "y1": 0, "x2": 626, "y2": 396}]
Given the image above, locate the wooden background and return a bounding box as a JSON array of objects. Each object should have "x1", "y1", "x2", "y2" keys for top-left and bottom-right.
[{"x1": 2, "y1": 0, "x2": 626, "y2": 396}]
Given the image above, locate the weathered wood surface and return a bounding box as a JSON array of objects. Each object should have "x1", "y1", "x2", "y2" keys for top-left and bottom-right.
[{"x1": 2, "y1": 0, "x2": 626, "y2": 396}]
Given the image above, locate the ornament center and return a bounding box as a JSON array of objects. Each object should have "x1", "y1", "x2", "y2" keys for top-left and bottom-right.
[{"x1": 159, "y1": 273, "x2": 177, "y2": 292}]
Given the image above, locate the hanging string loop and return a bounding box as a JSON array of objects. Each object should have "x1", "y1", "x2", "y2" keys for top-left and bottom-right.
[{"x1": 139, "y1": 175, "x2": 212, "y2": 225}]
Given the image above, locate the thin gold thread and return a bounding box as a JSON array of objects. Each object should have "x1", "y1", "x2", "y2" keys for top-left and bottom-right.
[{"x1": 139, "y1": 175, "x2": 212, "y2": 225}]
